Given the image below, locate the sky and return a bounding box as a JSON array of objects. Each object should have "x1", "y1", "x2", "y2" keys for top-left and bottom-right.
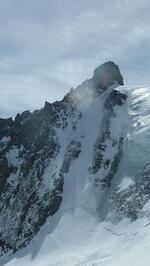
[{"x1": 0, "y1": 0, "x2": 150, "y2": 118}]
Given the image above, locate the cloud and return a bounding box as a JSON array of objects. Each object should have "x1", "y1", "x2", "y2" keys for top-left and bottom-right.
[{"x1": 0, "y1": 0, "x2": 150, "y2": 117}]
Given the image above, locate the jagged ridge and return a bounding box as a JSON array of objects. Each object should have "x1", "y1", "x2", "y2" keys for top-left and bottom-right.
[{"x1": 0, "y1": 61, "x2": 138, "y2": 257}]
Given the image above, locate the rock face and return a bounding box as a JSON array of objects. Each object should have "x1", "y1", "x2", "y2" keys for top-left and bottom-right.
[
  {"x1": 0, "y1": 94, "x2": 80, "y2": 253},
  {"x1": 112, "y1": 164, "x2": 150, "y2": 220},
  {"x1": 0, "y1": 118, "x2": 13, "y2": 139},
  {"x1": 88, "y1": 90, "x2": 126, "y2": 190},
  {"x1": 93, "y1": 61, "x2": 124, "y2": 90},
  {"x1": 0, "y1": 61, "x2": 135, "y2": 257}
]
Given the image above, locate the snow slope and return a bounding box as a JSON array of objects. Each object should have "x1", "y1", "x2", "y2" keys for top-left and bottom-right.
[
  {"x1": 1, "y1": 85, "x2": 150, "y2": 266},
  {"x1": 2, "y1": 207, "x2": 150, "y2": 266}
]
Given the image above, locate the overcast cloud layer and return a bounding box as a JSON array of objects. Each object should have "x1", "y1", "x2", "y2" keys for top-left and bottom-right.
[{"x1": 0, "y1": 0, "x2": 150, "y2": 118}]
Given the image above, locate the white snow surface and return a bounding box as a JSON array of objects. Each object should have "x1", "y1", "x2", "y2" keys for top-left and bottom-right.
[
  {"x1": 2, "y1": 85, "x2": 150, "y2": 266},
  {"x1": 6, "y1": 147, "x2": 20, "y2": 167},
  {"x1": 118, "y1": 176, "x2": 134, "y2": 192},
  {"x1": 0, "y1": 137, "x2": 10, "y2": 144},
  {"x1": 2, "y1": 208, "x2": 150, "y2": 266}
]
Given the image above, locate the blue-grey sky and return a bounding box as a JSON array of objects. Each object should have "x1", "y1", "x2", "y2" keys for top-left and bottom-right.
[{"x1": 1, "y1": 0, "x2": 150, "y2": 118}]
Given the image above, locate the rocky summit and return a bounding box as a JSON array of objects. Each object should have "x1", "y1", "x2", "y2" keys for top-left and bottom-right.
[
  {"x1": 1, "y1": 62, "x2": 150, "y2": 266},
  {"x1": 93, "y1": 61, "x2": 124, "y2": 89}
]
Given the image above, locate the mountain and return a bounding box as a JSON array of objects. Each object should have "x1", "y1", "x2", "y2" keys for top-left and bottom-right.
[{"x1": 0, "y1": 61, "x2": 150, "y2": 266}]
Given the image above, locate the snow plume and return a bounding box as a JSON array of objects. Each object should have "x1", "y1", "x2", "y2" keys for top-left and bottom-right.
[{"x1": 68, "y1": 79, "x2": 96, "y2": 111}]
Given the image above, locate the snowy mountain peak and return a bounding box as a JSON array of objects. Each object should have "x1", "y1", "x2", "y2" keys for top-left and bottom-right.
[{"x1": 1, "y1": 63, "x2": 150, "y2": 266}]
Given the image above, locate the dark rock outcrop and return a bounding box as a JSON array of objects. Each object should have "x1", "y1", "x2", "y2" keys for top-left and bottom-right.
[
  {"x1": 112, "y1": 164, "x2": 150, "y2": 220},
  {"x1": 89, "y1": 90, "x2": 126, "y2": 190},
  {"x1": 93, "y1": 61, "x2": 124, "y2": 90},
  {"x1": 0, "y1": 118, "x2": 13, "y2": 139},
  {"x1": 0, "y1": 157, "x2": 9, "y2": 192}
]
